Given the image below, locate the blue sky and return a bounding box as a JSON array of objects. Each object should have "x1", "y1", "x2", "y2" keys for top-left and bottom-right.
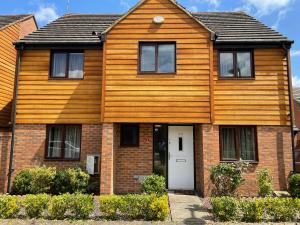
[{"x1": 1, "y1": 0, "x2": 299, "y2": 86}]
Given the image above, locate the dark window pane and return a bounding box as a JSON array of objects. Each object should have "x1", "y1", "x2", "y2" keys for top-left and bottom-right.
[
  {"x1": 153, "y1": 124, "x2": 167, "y2": 178},
  {"x1": 141, "y1": 45, "x2": 155, "y2": 72},
  {"x1": 240, "y1": 127, "x2": 256, "y2": 161},
  {"x1": 94, "y1": 156, "x2": 99, "y2": 174},
  {"x1": 237, "y1": 52, "x2": 252, "y2": 77},
  {"x1": 69, "y1": 53, "x2": 84, "y2": 78},
  {"x1": 47, "y1": 126, "x2": 62, "y2": 158},
  {"x1": 120, "y1": 124, "x2": 139, "y2": 146},
  {"x1": 52, "y1": 53, "x2": 67, "y2": 77},
  {"x1": 64, "y1": 126, "x2": 81, "y2": 159},
  {"x1": 221, "y1": 128, "x2": 236, "y2": 160},
  {"x1": 220, "y1": 53, "x2": 234, "y2": 77},
  {"x1": 158, "y1": 44, "x2": 175, "y2": 73}
]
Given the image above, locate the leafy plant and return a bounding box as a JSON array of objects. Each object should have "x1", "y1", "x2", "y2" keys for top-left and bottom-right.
[
  {"x1": 264, "y1": 197, "x2": 297, "y2": 222},
  {"x1": 141, "y1": 174, "x2": 166, "y2": 196},
  {"x1": 0, "y1": 195, "x2": 20, "y2": 219},
  {"x1": 211, "y1": 196, "x2": 239, "y2": 221},
  {"x1": 48, "y1": 194, "x2": 71, "y2": 220},
  {"x1": 11, "y1": 169, "x2": 32, "y2": 195},
  {"x1": 288, "y1": 174, "x2": 300, "y2": 198},
  {"x1": 22, "y1": 194, "x2": 49, "y2": 218},
  {"x1": 240, "y1": 198, "x2": 264, "y2": 222},
  {"x1": 69, "y1": 194, "x2": 94, "y2": 219},
  {"x1": 99, "y1": 195, "x2": 121, "y2": 219},
  {"x1": 210, "y1": 162, "x2": 248, "y2": 196},
  {"x1": 147, "y1": 195, "x2": 169, "y2": 221},
  {"x1": 257, "y1": 169, "x2": 273, "y2": 197}
]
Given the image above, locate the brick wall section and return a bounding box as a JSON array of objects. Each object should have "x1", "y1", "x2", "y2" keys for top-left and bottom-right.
[
  {"x1": 100, "y1": 123, "x2": 115, "y2": 194},
  {"x1": 199, "y1": 124, "x2": 293, "y2": 197},
  {"x1": 114, "y1": 123, "x2": 153, "y2": 194},
  {"x1": 0, "y1": 129, "x2": 11, "y2": 192},
  {"x1": 10, "y1": 124, "x2": 102, "y2": 190}
]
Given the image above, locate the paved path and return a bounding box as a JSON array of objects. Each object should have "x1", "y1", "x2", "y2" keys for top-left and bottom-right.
[{"x1": 168, "y1": 193, "x2": 213, "y2": 224}]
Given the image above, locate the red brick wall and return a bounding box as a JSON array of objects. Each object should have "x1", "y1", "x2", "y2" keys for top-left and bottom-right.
[
  {"x1": 199, "y1": 124, "x2": 293, "y2": 196},
  {"x1": 0, "y1": 128, "x2": 11, "y2": 192},
  {"x1": 11, "y1": 124, "x2": 102, "y2": 186},
  {"x1": 114, "y1": 123, "x2": 153, "y2": 194}
]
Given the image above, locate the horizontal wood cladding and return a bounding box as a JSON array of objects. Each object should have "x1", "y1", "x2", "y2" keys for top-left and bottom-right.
[
  {"x1": 103, "y1": 0, "x2": 212, "y2": 123},
  {"x1": 213, "y1": 48, "x2": 290, "y2": 125},
  {"x1": 0, "y1": 23, "x2": 20, "y2": 127},
  {"x1": 16, "y1": 50, "x2": 102, "y2": 124}
]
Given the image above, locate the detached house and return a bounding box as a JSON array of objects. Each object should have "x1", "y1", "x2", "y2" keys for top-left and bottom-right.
[
  {"x1": 0, "y1": 15, "x2": 37, "y2": 192},
  {"x1": 4, "y1": 0, "x2": 294, "y2": 196}
]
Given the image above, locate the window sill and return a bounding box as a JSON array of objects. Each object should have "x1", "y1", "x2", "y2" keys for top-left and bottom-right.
[
  {"x1": 48, "y1": 78, "x2": 84, "y2": 80},
  {"x1": 137, "y1": 73, "x2": 177, "y2": 78},
  {"x1": 44, "y1": 158, "x2": 80, "y2": 162},
  {"x1": 220, "y1": 160, "x2": 259, "y2": 164},
  {"x1": 218, "y1": 77, "x2": 255, "y2": 80}
]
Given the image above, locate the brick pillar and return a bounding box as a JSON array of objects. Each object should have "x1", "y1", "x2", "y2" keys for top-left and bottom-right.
[{"x1": 100, "y1": 123, "x2": 115, "y2": 194}]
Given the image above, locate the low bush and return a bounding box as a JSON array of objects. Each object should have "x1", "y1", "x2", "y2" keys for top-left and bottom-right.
[
  {"x1": 52, "y1": 168, "x2": 90, "y2": 194},
  {"x1": 141, "y1": 174, "x2": 166, "y2": 196},
  {"x1": 22, "y1": 194, "x2": 49, "y2": 218},
  {"x1": 0, "y1": 195, "x2": 20, "y2": 219},
  {"x1": 99, "y1": 194, "x2": 169, "y2": 221},
  {"x1": 69, "y1": 194, "x2": 94, "y2": 219},
  {"x1": 48, "y1": 194, "x2": 71, "y2": 220},
  {"x1": 211, "y1": 197, "x2": 299, "y2": 223},
  {"x1": 211, "y1": 196, "x2": 239, "y2": 222},
  {"x1": 210, "y1": 162, "x2": 248, "y2": 196},
  {"x1": 12, "y1": 167, "x2": 90, "y2": 195},
  {"x1": 288, "y1": 173, "x2": 300, "y2": 198},
  {"x1": 257, "y1": 169, "x2": 273, "y2": 197}
]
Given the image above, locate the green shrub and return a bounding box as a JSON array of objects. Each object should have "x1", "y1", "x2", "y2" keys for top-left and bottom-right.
[
  {"x1": 69, "y1": 194, "x2": 94, "y2": 219},
  {"x1": 99, "y1": 195, "x2": 121, "y2": 219},
  {"x1": 141, "y1": 174, "x2": 166, "y2": 196},
  {"x1": 257, "y1": 169, "x2": 273, "y2": 197},
  {"x1": 240, "y1": 198, "x2": 264, "y2": 222},
  {"x1": 211, "y1": 197, "x2": 239, "y2": 221},
  {"x1": 119, "y1": 195, "x2": 146, "y2": 219},
  {"x1": 210, "y1": 162, "x2": 248, "y2": 196},
  {"x1": 52, "y1": 168, "x2": 90, "y2": 194},
  {"x1": 22, "y1": 194, "x2": 49, "y2": 218},
  {"x1": 12, "y1": 167, "x2": 56, "y2": 195},
  {"x1": 147, "y1": 195, "x2": 169, "y2": 221},
  {"x1": 288, "y1": 174, "x2": 300, "y2": 198},
  {"x1": 48, "y1": 194, "x2": 71, "y2": 220},
  {"x1": 264, "y1": 198, "x2": 297, "y2": 222},
  {"x1": 0, "y1": 195, "x2": 20, "y2": 219}
]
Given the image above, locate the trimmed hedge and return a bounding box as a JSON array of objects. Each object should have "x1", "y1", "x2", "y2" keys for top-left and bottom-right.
[
  {"x1": 99, "y1": 194, "x2": 169, "y2": 221},
  {"x1": 141, "y1": 174, "x2": 166, "y2": 196},
  {"x1": 0, "y1": 194, "x2": 169, "y2": 221},
  {"x1": 289, "y1": 174, "x2": 300, "y2": 198},
  {"x1": 211, "y1": 197, "x2": 300, "y2": 222},
  {"x1": 12, "y1": 167, "x2": 90, "y2": 195}
]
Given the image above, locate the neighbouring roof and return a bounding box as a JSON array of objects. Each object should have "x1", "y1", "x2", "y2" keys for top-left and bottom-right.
[
  {"x1": 294, "y1": 87, "x2": 300, "y2": 104},
  {"x1": 16, "y1": 11, "x2": 293, "y2": 46},
  {"x1": 0, "y1": 14, "x2": 33, "y2": 30}
]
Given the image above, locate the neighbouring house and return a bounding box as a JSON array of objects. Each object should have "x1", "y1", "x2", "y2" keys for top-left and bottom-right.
[
  {"x1": 0, "y1": 14, "x2": 37, "y2": 192},
  {"x1": 2, "y1": 0, "x2": 294, "y2": 196},
  {"x1": 294, "y1": 87, "x2": 300, "y2": 172}
]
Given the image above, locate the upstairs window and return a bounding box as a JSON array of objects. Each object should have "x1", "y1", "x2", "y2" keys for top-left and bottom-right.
[
  {"x1": 219, "y1": 50, "x2": 253, "y2": 78},
  {"x1": 139, "y1": 42, "x2": 176, "y2": 74},
  {"x1": 220, "y1": 126, "x2": 258, "y2": 162},
  {"x1": 51, "y1": 51, "x2": 84, "y2": 79}
]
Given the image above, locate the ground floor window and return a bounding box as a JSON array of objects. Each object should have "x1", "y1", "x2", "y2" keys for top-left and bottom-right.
[
  {"x1": 46, "y1": 125, "x2": 81, "y2": 160},
  {"x1": 120, "y1": 124, "x2": 139, "y2": 147},
  {"x1": 153, "y1": 124, "x2": 168, "y2": 178},
  {"x1": 220, "y1": 126, "x2": 257, "y2": 162}
]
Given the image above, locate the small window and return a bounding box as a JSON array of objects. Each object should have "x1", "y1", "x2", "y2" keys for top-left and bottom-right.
[
  {"x1": 139, "y1": 42, "x2": 176, "y2": 73},
  {"x1": 219, "y1": 50, "x2": 253, "y2": 78},
  {"x1": 120, "y1": 124, "x2": 139, "y2": 147},
  {"x1": 46, "y1": 125, "x2": 81, "y2": 160},
  {"x1": 51, "y1": 51, "x2": 84, "y2": 79},
  {"x1": 220, "y1": 126, "x2": 257, "y2": 162}
]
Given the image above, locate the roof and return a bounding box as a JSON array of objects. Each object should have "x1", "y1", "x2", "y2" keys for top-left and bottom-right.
[
  {"x1": 0, "y1": 14, "x2": 33, "y2": 30},
  {"x1": 16, "y1": 11, "x2": 292, "y2": 46},
  {"x1": 294, "y1": 87, "x2": 300, "y2": 104}
]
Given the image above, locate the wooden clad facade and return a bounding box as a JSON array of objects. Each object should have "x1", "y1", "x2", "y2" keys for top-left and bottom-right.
[
  {"x1": 16, "y1": 50, "x2": 103, "y2": 124},
  {"x1": 0, "y1": 16, "x2": 36, "y2": 127},
  {"x1": 102, "y1": 0, "x2": 212, "y2": 123},
  {"x1": 213, "y1": 49, "x2": 290, "y2": 125}
]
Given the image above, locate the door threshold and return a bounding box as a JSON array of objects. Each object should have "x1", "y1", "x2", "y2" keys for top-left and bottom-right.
[{"x1": 168, "y1": 190, "x2": 195, "y2": 195}]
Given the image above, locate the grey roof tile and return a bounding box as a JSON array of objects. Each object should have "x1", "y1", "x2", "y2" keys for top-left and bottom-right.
[{"x1": 17, "y1": 12, "x2": 292, "y2": 45}]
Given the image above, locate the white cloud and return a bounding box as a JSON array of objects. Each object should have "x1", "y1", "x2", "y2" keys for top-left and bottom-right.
[
  {"x1": 242, "y1": 0, "x2": 293, "y2": 16},
  {"x1": 120, "y1": 0, "x2": 131, "y2": 10},
  {"x1": 202, "y1": 0, "x2": 221, "y2": 8},
  {"x1": 291, "y1": 50, "x2": 300, "y2": 57},
  {"x1": 293, "y1": 75, "x2": 300, "y2": 87},
  {"x1": 189, "y1": 6, "x2": 198, "y2": 12},
  {"x1": 271, "y1": 8, "x2": 288, "y2": 30},
  {"x1": 34, "y1": 5, "x2": 59, "y2": 25}
]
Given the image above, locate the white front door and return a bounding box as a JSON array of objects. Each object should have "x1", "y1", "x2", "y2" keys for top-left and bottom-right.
[{"x1": 168, "y1": 126, "x2": 194, "y2": 190}]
